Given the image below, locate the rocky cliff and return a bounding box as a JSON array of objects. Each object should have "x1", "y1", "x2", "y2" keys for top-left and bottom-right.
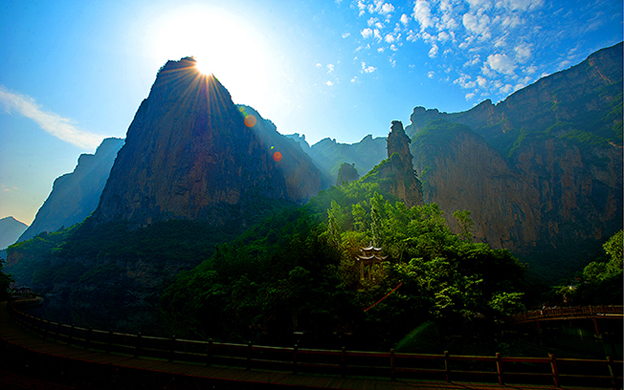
[
  {"x1": 18, "y1": 138, "x2": 124, "y2": 242},
  {"x1": 93, "y1": 57, "x2": 321, "y2": 226},
  {"x1": 408, "y1": 43, "x2": 623, "y2": 279},
  {"x1": 362, "y1": 121, "x2": 424, "y2": 208}
]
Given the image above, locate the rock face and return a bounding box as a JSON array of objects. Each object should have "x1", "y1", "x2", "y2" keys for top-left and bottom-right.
[
  {"x1": 0, "y1": 216, "x2": 27, "y2": 249},
  {"x1": 93, "y1": 58, "x2": 321, "y2": 226},
  {"x1": 363, "y1": 121, "x2": 424, "y2": 208},
  {"x1": 408, "y1": 43, "x2": 623, "y2": 274},
  {"x1": 18, "y1": 138, "x2": 124, "y2": 242}
]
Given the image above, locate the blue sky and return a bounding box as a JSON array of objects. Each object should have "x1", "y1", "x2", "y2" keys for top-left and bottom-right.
[{"x1": 1, "y1": 0, "x2": 622, "y2": 225}]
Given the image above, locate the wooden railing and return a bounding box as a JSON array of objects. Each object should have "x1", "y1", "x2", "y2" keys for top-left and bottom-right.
[
  {"x1": 507, "y1": 305, "x2": 623, "y2": 323},
  {"x1": 6, "y1": 301, "x2": 622, "y2": 389}
]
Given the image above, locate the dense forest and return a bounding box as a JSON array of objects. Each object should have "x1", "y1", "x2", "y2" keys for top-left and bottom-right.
[{"x1": 160, "y1": 178, "x2": 528, "y2": 351}]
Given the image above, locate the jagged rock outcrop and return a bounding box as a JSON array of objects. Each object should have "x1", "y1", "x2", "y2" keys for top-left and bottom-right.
[
  {"x1": 336, "y1": 163, "x2": 360, "y2": 186},
  {"x1": 0, "y1": 216, "x2": 27, "y2": 249},
  {"x1": 18, "y1": 138, "x2": 124, "y2": 242},
  {"x1": 93, "y1": 57, "x2": 321, "y2": 226},
  {"x1": 362, "y1": 121, "x2": 424, "y2": 208},
  {"x1": 408, "y1": 43, "x2": 623, "y2": 274}
]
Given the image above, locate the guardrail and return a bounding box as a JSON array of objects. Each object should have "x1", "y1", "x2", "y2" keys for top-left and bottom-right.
[
  {"x1": 6, "y1": 300, "x2": 622, "y2": 388},
  {"x1": 507, "y1": 305, "x2": 623, "y2": 323}
]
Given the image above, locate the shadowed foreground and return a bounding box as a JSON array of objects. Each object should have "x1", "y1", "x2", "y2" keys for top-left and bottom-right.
[{"x1": 3, "y1": 302, "x2": 620, "y2": 390}]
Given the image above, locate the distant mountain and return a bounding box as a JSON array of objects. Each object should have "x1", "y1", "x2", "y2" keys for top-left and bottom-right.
[
  {"x1": 407, "y1": 42, "x2": 623, "y2": 282},
  {"x1": 93, "y1": 58, "x2": 320, "y2": 227},
  {"x1": 18, "y1": 138, "x2": 124, "y2": 242},
  {"x1": 287, "y1": 133, "x2": 387, "y2": 187},
  {"x1": 0, "y1": 216, "x2": 27, "y2": 249}
]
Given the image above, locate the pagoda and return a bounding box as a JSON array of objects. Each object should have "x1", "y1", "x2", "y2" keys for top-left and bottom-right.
[{"x1": 356, "y1": 243, "x2": 387, "y2": 280}]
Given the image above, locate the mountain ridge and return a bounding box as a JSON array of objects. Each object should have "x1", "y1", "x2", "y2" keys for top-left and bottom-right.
[{"x1": 18, "y1": 137, "x2": 124, "y2": 242}]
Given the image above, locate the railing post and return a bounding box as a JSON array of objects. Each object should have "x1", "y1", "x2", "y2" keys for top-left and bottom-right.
[
  {"x1": 44, "y1": 320, "x2": 51, "y2": 337},
  {"x1": 549, "y1": 353, "x2": 560, "y2": 387},
  {"x1": 606, "y1": 356, "x2": 616, "y2": 389},
  {"x1": 85, "y1": 327, "x2": 92, "y2": 350},
  {"x1": 206, "y1": 338, "x2": 213, "y2": 366},
  {"x1": 54, "y1": 322, "x2": 61, "y2": 342},
  {"x1": 496, "y1": 352, "x2": 504, "y2": 385},
  {"x1": 169, "y1": 335, "x2": 176, "y2": 362},
  {"x1": 444, "y1": 351, "x2": 450, "y2": 382},
  {"x1": 593, "y1": 318, "x2": 601, "y2": 337},
  {"x1": 246, "y1": 341, "x2": 252, "y2": 370},
  {"x1": 341, "y1": 347, "x2": 346, "y2": 377},
  {"x1": 292, "y1": 344, "x2": 298, "y2": 374},
  {"x1": 106, "y1": 329, "x2": 113, "y2": 354},
  {"x1": 390, "y1": 349, "x2": 396, "y2": 381},
  {"x1": 68, "y1": 324, "x2": 75, "y2": 346},
  {"x1": 134, "y1": 332, "x2": 142, "y2": 358}
]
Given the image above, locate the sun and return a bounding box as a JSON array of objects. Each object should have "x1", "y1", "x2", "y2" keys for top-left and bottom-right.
[
  {"x1": 146, "y1": 4, "x2": 270, "y2": 105},
  {"x1": 194, "y1": 59, "x2": 212, "y2": 77}
]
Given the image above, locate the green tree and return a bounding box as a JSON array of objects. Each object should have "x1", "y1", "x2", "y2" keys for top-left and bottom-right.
[
  {"x1": 453, "y1": 209, "x2": 475, "y2": 242},
  {"x1": 0, "y1": 259, "x2": 14, "y2": 301}
]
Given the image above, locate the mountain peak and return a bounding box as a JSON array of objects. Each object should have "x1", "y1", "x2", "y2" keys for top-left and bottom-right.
[{"x1": 92, "y1": 58, "x2": 321, "y2": 226}]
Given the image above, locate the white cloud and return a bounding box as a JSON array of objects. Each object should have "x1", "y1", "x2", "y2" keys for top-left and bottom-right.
[
  {"x1": 463, "y1": 12, "x2": 491, "y2": 39},
  {"x1": 466, "y1": 92, "x2": 476, "y2": 100},
  {"x1": 487, "y1": 53, "x2": 517, "y2": 74},
  {"x1": 476, "y1": 75, "x2": 488, "y2": 87},
  {"x1": 381, "y1": 3, "x2": 394, "y2": 14},
  {"x1": 327, "y1": 64, "x2": 335, "y2": 73},
  {"x1": 514, "y1": 43, "x2": 532, "y2": 62},
  {"x1": 326, "y1": 81, "x2": 333, "y2": 86},
  {"x1": 438, "y1": 31, "x2": 451, "y2": 41},
  {"x1": 500, "y1": 83, "x2": 514, "y2": 93},
  {"x1": 316, "y1": 63, "x2": 322, "y2": 68},
  {"x1": 357, "y1": 0, "x2": 367, "y2": 16},
  {"x1": 0, "y1": 85, "x2": 103, "y2": 149},
  {"x1": 464, "y1": 55, "x2": 481, "y2": 67},
  {"x1": 497, "y1": 0, "x2": 543, "y2": 12},
  {"x1": 454, "y1": 74, "x2": 476, "y2": 89},
  {"x1": 400, "y1": 13, "x2": 410, "y2": 25},
  {"x1": 524, "y1": 65, "x2": 537, "y2": 74},
  {"x1": 385, "y1": 33, "x2": 396, "y2": 43},
  {"x1": 342, "y1": 32, "x2": 351, "y2": 38},
  {"x1": 428, "y1": 44, "x2": 439, "y2": 58},
  {"x1": 361, "y1": 28, "x2": 374, "y2": 38},
  {"x1": 361, "y1": 61, "x2": 377, "y2": 73},
  {"x1": 428, "y1": 71, "x2": 435, "y2": 78},
  {"x1": 413, "y1": 0, "x2": 436, "y2": 31},
  {"x1": 406, "y1": 30, "x2": 418, "y2": 42}
]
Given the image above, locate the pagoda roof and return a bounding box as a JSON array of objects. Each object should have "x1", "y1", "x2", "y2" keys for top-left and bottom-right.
[
  {"x1": 356, "y1": 254, "x2": 387, "y2": 261},
  {"x1": 361, "y1": 242, "x2": 383, "y2": 252}
]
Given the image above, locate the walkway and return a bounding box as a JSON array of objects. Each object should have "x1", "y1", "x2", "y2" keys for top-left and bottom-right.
[{"x1": 0, "y1": 302, "x2": 611, "y2": 390}]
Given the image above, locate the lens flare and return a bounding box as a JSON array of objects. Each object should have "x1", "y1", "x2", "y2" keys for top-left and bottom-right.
[
  {"x1": 244, "y1": 115, "x2": 257, "y2": 127},
  {"x1": 273, "y1": 151, "x2": 283, "y2": 162}
]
